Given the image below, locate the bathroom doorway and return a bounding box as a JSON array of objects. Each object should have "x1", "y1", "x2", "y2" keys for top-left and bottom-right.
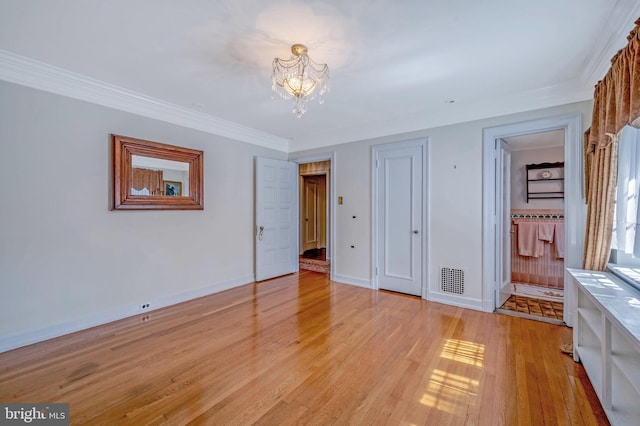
[
  {"x1": 482, "y1": 113, "x2": 584, "y2": 327},
  {"x1": 497, "y1": 129, "x2": 566, "y2": 324}
]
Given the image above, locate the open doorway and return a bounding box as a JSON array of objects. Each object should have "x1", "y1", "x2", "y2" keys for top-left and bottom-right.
[
  {"x1": 481, "y1": 113, "x2": 584, "y2": 327},
  {"x1": 496, "y1": 130, "x2": 566, "y2": 324},
  {"x1": 295, "y1": 155, "x2": 334, "y2": 276}
]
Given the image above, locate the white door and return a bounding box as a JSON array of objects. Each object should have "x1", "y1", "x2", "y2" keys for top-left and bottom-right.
[
  {"x1": 374, "y1": 141, "x2": 424, "y2": 296},
  {"x1": 496, "y1": 140, "x2": 512, "y2": 307},
  {"x1": 302, "y1": 176, "x2": 319, "y2": 252},
  {"x1": 255, "y1": 157, "x2": 297, "y2": 281}
]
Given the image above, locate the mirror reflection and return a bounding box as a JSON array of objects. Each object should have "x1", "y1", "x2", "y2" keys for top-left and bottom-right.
[
  {"x1": 112, "y1": 134, "x2": 204, "y2": 210},
  {"x1": 130, "y1": 156, "x2": 190, "y2": 197}
]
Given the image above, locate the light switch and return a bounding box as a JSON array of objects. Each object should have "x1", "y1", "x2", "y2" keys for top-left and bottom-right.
[{"x1": 338, "y1": 196, "x2": 343, "y2": 205}]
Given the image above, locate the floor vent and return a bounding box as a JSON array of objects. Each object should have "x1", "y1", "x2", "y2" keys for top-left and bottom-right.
[{"x1": 440, "y1": 267, "x2": 465, "y2": 295}]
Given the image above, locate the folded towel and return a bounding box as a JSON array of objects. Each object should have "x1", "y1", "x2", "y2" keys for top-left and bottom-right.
[
  {"x1": 538, "y1": 223, "x2": 555, "y2": 242},
  {"x1": 518, "y1": 222, "x2": 543, "y2": 257},
  {"x1": 554, "y1": 223, "x2": 565, "y2": 259}
]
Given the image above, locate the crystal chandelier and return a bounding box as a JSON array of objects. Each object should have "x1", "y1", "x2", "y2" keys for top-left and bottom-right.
[{"x1": 272, "y1": 44, "x2": 329, "y2": 117}]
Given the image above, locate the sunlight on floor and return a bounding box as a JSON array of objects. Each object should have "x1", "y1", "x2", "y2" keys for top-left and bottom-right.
[
  {"x1": 440, "y1": 338, "x2": 485, "y2": 367},
  {"x1": 419, "y1": 369, "x2": 480, "y2": 413},
  {"x1": 419, "y1": 339, "x2": 484, "y2": 413}
]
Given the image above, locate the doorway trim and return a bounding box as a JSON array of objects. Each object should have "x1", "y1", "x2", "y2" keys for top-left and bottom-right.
[
  {"x1": 292, "y1": 152, "x2": 336, "y2": 281},
  {"x1": 371, "y1": 138, "x2": 430, "y2": 299},
  {"x1": 482, "y1": 113, "x2": 583, "y2": 326}
]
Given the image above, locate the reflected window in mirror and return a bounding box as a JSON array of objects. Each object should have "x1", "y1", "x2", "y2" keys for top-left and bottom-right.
[
  {"x1": 130, "y1": 156, "x2": 190, "y2": 196},
  {"x1": 112, "y1": 135, "x2": 203, "y2": 210}
]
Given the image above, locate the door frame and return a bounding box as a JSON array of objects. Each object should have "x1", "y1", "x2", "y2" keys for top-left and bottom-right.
[
  {"x1": 481, "y1": 113, "x2": 583, "y2": 326},
  {"x1": 496, "y1": 139, "x2": 512, "y2": 308},
  {"x1": 292, "y1": 152, "x2": 336, "y2": 281},
  {"x1": 372, "y1": 139, "x2": 430, "y2": 299}
]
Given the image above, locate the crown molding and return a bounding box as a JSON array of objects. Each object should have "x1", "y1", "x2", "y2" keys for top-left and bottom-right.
[
  {"x1": 291, "y1": 80, "x2": 593, "y2": 152},
  {"x1": 581, "y1": 0, "x2": 640, "y2": 86},
  {"x1": 0, "y1": 49, "x2": 290, "y2": 152}
]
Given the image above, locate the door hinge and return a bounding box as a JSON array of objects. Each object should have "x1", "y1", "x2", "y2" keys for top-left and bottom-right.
[
  {"x1": 376, "y1": 160, "x2": 379, "y2": 168},
  {"x1": 375, "y1": 267, "x2": 378, "y2": 275}
]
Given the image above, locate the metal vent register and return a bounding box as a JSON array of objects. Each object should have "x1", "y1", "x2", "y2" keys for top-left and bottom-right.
[{"x1": 440, "y1": 267, "x2": 465, "y2": 295}]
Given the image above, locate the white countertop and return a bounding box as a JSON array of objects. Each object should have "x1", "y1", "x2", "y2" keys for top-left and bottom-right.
[{"x1": 568, "y1": 268, "x2": 640, "y2": 346}]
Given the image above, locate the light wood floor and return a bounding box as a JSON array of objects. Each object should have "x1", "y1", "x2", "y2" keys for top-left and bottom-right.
[{"x1": 0, "y1": 271, "x2": 608, "y2": 425}]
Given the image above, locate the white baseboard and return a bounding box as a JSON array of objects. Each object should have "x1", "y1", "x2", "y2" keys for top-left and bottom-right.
[
  {"x1": 152, "y1": 274, "x2": 254, "y2": 311},
  {"x1": 332, "y1": 274, "x2": 372, "y2": 289},
  {"x1": 427, "y1": 291, "x2": 484, "y2": 311},
  {"x1": 332, "y1": 275, "x2": 483, "y2": 312},
  {"x1": 0, "y1": 275, "x2": 255, "y2": 353}
]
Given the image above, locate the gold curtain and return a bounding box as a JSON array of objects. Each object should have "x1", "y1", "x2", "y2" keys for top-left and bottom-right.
[
  {"x1": 583, "y1": 18, "x2": 640, "y2": 270},
  {"x1": 583, "y1": 140, "x2": 618, "y2": 270},
  {"x1": 589, "y1": 19, "x2": 640, "y2": 149},
  {"x1": 583, "y1": 130, "x2": 592, "y2": 200},
  {"x1": 132, "y1": 168, "x2": 163, "y2": 195}
]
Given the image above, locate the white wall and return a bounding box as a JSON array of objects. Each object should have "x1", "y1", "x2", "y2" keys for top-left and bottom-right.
[
  {"x1": 290, "y1": 100, "x2": 593, "y2": 309},
  {"x1": 510, "y1": 146, "x2": 564, "y2": 210},
  {"x1": 0, "y1": 78, "x2": 594, "y2": 350},
  {"x1": 0, "y1": 81, "x2": 286, "y2": 350}
]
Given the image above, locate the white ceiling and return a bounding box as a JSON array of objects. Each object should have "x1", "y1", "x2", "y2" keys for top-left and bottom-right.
[{"x1": 0, "y1": 0, "x2": 638, "y2": 152}]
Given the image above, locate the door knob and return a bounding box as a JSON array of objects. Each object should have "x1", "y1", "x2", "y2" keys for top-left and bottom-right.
[
  {"x1": 258, "y1": 226, "x2": 264, "y2": 241},
  {"x1": 413, "y1": 230, "x2": 419, "y2": 234}
]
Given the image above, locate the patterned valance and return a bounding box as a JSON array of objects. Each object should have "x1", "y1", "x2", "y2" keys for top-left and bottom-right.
[{"x1": 589, "y1": 18, "x2": 640, "y2": 150}]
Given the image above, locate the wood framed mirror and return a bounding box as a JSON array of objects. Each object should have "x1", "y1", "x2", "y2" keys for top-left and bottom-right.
[{"x1": 112, "y1": 134, "x2": 204, "y2": 210}]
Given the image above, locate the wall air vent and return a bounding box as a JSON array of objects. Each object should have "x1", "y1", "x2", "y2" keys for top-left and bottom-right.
[{"x1": 440, "y1": 267, "x2": 465, "y2": 295}]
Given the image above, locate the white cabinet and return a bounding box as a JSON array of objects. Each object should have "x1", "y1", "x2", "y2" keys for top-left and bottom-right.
[{"x1": 568, "y1": 269, "x2": 640, "y2": 425}]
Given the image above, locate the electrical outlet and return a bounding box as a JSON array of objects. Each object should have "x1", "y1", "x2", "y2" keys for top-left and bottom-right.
[{"x1": 140, "y1": 303, "x2": 150, "y2": 310}]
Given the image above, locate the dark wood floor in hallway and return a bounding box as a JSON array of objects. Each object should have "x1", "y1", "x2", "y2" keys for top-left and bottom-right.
[{"x1": 0, "y1": 271, "x2": 608, "y2": 425}]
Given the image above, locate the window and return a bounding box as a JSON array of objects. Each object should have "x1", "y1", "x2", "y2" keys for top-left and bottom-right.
[{"x1": 609, "y1": 125, "x2": 640, "y2": 291}]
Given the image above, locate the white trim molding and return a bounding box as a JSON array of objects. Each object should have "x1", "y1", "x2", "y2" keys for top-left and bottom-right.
[
  {"x1": 482, "y1": 113, "x2": 583, "y2": 326},
  {"x1": 581, "y1": 0, "x2": 640, "y2": 86},
  {"x1": 0, "y1": 274, "x2": 255, "y2": 353},
  {"x1": 332, "y1": 274, "x2": 372, "y2": 289},
  {"x1": 429, "y1": 292, "x2": 484, "y2": 312},
  {"x1": 0, "y1": 49, "x2": 290, "y2": 152}
]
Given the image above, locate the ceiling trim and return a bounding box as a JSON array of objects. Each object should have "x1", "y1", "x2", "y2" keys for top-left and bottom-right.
[
  {"x1": 0, "y1": 49, "x2": 290, "y2": 152},
  {"x1": 581, "y1": 0, "x2": 640, "y2": 86},
  {"x1": 290, "y1": 80, "x2": 593, "y2": 152}
]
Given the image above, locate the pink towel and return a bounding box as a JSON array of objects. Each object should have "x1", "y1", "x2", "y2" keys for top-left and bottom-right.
[
  {"x1": 518, "y1": 222, "x2": 543, "y2": 257},
  {"x1": 538, "y1": 223, "x2": 555, "y2": 242},
  {"x1": 554, "y1": 223, "x2": 565, "y2": 259}
]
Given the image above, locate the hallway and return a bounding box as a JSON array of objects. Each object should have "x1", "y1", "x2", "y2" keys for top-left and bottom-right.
[{"x1": 299, "y1": 248, "x2": 330, "y2": 273}]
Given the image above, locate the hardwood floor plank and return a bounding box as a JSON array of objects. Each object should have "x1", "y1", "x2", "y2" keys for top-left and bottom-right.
[{"x1": 0, "y1": 271, "x2": 608, "y2": 425}]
